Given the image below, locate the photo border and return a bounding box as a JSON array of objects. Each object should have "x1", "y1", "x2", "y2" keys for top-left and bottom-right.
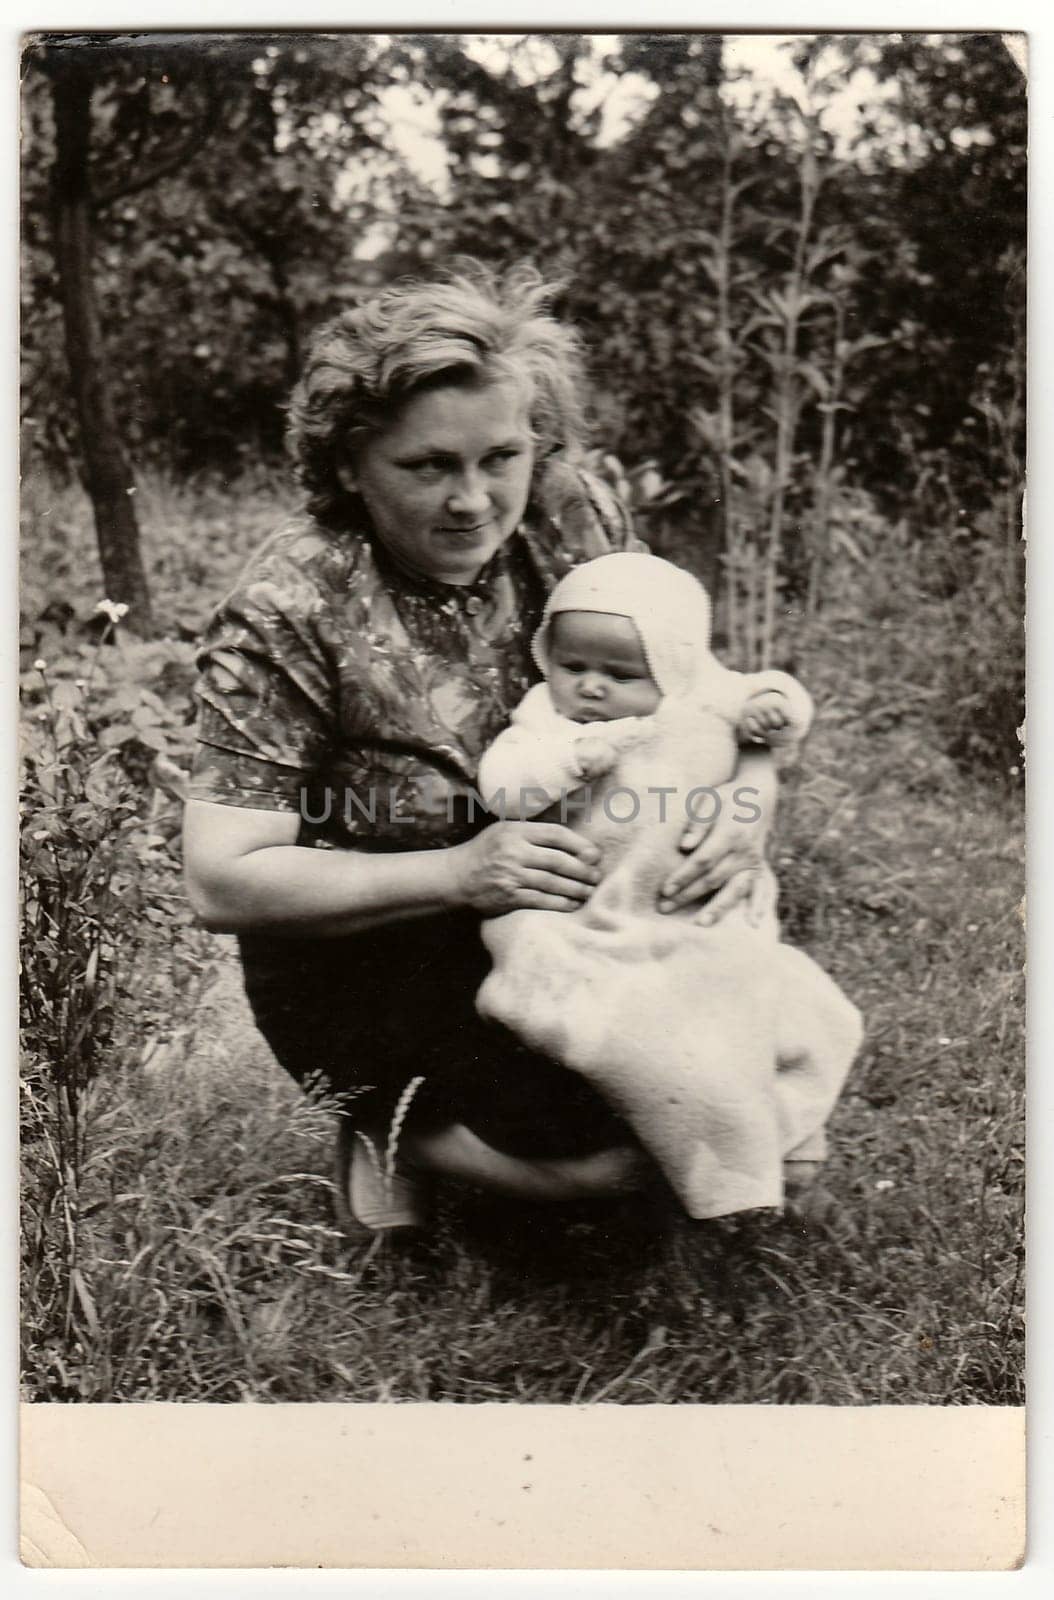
[{"x1": 6, "y1": 1, "x2": 1046, "y2": 1589}]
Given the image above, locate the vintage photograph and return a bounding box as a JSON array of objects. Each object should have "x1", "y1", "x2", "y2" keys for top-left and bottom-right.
[{"x1": 19, "y1": 30, "x2": 1025, "y2": 1416}]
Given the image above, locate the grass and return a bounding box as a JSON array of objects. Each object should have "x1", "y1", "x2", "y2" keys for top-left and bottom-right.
[{"x1": 19, "y1": 466, "x2": 1024, "y2": 1404}]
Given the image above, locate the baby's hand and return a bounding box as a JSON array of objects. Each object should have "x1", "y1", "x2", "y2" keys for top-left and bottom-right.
[
  {"x1": 738, "y1": 691, "x2": 792, "y2": 745},
  {"x1": 574, "y1": 735, "x2": 618, "y2": 780}
]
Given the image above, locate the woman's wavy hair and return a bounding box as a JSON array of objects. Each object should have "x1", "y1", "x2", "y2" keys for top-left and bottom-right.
[{"x1": 286, "y1": 260, "x2": 589, "y2": 522}]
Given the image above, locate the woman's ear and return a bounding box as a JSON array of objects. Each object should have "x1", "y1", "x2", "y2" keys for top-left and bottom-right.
[{"x1": 335, "y1": 457, "x2": 358, "y2": 495}]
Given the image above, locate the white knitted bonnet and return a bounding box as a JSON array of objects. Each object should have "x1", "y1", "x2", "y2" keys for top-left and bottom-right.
[{"x1": 531, "y1": 552, "x2": 714, "y2": 699}]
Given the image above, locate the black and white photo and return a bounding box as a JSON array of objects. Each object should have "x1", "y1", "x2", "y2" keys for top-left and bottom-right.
[{"x1": 18, "y1": 27, "x2": 1027, "y2": 1569}]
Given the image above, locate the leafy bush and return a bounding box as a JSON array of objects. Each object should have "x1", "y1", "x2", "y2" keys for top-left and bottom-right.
[
  {"x1": 928, "y1": 535, "x2": 1024, "y2": 781},
  {"x1": 20, "y1": 605, "x2": 201, "y2": 1367}
]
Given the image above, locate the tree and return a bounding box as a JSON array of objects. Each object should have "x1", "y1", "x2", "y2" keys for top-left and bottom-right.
[
  {"x1": 24, "y1": 32, "x2": 405, "y2": 598},
  {"x1": 23, "y1": 28, "x2": 1025, "y2": 636},
  {"x1": 37, "y1": 42, "x2": 173, "y2": 632},
  {"x1": 29, "y1": 33, "x2": 239, "y2": 629},
  {"x1": 814, "y1": 33, "x2": 1027, "y2": 506}
]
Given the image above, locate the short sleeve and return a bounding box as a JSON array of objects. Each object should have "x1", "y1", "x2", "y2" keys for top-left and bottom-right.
[{"x1": 190, "y1": 556, "x2": 337, "y2": 811}]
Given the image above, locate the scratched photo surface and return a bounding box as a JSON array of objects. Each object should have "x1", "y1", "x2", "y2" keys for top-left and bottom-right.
[{"x1": 20, "y1": 31, "x2": 1024, "y2": 1415}]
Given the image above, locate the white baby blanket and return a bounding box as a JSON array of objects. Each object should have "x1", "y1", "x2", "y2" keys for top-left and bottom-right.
[{"x1": 476, "y1": 699, "x2": 862, "y2": 1218}]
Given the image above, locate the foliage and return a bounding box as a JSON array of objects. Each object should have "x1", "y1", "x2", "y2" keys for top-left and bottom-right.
[
  {"x1": 381, "y1": 34, "x2": 1024, "y2": 674},
  {"x1": 22, "y1": 34, "x2": 1024, "y2": 676},
  {"x1": 22, "y1": 33, "x2": 412, "y2": 471},
  {"x1": 22, "y1": 33, "x2": 1026, "y2": 488},
  {"x1": 20, "y1": 607, "x2": 202, "y2": 1361},
  {"x1": 817, "y1": 33, "x2": 1026, "y2": 507},
  {"x1": 18, "y1": 465, "x2": 288, "y2": 1371}
]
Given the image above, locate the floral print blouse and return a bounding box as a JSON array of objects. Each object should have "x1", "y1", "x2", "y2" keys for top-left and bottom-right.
[{"x1": 190, "y1": 467, "x2": 640, "y2": 852}]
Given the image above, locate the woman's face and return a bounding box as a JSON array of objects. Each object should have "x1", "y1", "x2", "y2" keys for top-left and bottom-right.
[{"x1": 345, "y1": 379, "x2": 535, "y2": 585}]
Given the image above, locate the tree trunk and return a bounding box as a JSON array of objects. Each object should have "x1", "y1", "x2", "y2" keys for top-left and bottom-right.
[
  {"x1": 700, "y1": 33, "x2": 724, "y2": 91},
  {"x1": 49, "y1": 60, "x2": 153, "y2": 634},
  {"x1": 257, "y1": 241, "x2": 301, "y2": 396}
]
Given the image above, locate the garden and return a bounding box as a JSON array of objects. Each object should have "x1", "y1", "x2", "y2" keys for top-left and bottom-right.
[{"x1": 20, "y1": 32, "x2": 1025, "y2": 1403}]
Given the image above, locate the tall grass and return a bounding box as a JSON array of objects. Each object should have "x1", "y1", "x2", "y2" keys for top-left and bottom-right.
[
  {"x1": 21, "y1": 908, "x2": 1024, "y2": 1403},
  {"x1": 684, "y1": 69, "x2": 887, "y2": 671}
]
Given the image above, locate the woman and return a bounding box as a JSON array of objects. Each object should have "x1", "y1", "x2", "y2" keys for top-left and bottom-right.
[{"x1": 183, "y1": 262, "x2": 777, "y2": 1237}]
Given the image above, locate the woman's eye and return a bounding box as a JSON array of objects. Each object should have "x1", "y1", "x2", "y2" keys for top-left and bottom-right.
[{"x1": 486, "y1": 450, "x2": 521, "y2": 468}]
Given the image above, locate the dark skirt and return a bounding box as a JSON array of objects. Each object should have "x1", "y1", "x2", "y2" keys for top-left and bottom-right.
[{"x1": 237, "y1": 911, "x2": 628, "y2": 1160}]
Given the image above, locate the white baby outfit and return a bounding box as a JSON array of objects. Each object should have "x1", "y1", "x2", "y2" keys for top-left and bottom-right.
[
  {"x1": 475, "y1": 553, "x2": 861, "y2": 1220},
  {"x1": 478, "y1": 552, "x2": 813, "y2": 817}
]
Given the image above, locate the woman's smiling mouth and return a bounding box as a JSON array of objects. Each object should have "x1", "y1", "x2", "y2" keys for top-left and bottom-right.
[{"x1": 438, "y1": 523, "x2": 489, "y2": 540}]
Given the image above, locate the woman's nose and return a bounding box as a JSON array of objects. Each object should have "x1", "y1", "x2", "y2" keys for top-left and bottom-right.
[{"x1": 446, "y1": 471, "x2": 490, "y2": 517}]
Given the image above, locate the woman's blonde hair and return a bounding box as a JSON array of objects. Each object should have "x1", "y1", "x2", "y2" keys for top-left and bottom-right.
[{"x1": 287, "y1": 260, "x2": 588, "y2": 521}]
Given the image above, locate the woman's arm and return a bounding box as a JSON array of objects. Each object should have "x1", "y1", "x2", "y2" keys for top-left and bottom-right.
[
  {"x1": 657, "y1": 747, "x2": 778, "y2": 924},
  {"x1": 183, "y1": 800, "x2": 603, "y2": 937}
]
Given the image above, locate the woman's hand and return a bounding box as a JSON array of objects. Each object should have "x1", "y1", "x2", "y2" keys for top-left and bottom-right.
[
  {"x1": 657, "y1": 751, "x2": 777, "y2": 926},
  {"x1": 449, "y1": 821, "x2": 601, "y2": 915},
  {"x1": 692, "y1": 861, "x2": 778, "y2": 928}
]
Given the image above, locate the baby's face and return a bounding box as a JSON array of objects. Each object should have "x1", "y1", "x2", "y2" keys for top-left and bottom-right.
[{"x1": 546, "y1": 610, "x2": 662, "y2": 722}]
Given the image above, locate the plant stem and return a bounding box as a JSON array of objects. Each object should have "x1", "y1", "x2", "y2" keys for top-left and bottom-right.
[
  {"x1": 807, "y1": 294, "x2": 846, "y2": 615},
  {"x1": 762, "y1": 128, "x2": 820, "y2": 666}
]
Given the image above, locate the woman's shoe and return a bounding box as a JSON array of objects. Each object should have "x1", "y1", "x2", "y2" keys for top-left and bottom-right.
[{"x1": 333, "y1": 1119, "x2": 429, "y2": 1238}]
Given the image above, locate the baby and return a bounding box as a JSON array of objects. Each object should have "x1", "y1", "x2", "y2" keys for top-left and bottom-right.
[
  {"x1": 475, "y1": 552, "x2": 861, "y2": 1222},
  {"x1": 478, "y1": 551, "x2": 813, "y2": 823}
]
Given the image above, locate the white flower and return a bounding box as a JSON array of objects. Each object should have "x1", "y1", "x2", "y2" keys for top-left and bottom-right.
[
  {"x1": 95, "y1": 599, "x2": 130, "y2": 624},
  {"x1": 875, "y1": 1179, "x2": 895, "y2": 1192},
  {"x1": 75, "y1": 678, "x2": 87, "y2": 690},
  {"x1": 938, "y1": 1036, "x2": 951, "y2": 1046},
  {"x1": 33, "y1": 658, "x2": 46, "y2": 672}
]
